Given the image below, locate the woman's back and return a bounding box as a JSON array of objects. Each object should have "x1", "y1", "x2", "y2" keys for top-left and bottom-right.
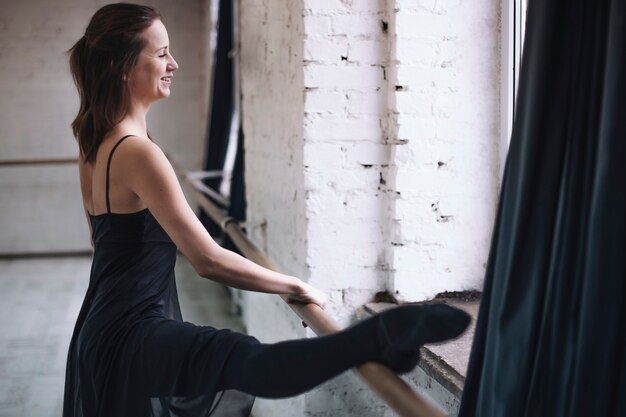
[{"x1": 78, "y1": 134, "x2": 150, "y2": 218}]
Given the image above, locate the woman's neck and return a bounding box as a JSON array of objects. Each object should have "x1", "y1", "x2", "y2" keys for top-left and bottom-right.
[{"x1": 115, "y1": 107, "x2": 149, "y2": 138}]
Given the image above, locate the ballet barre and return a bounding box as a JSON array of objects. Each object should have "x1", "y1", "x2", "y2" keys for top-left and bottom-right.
[
  {"x1": 0, "y1": 157, "x2": 78, "y2": 166},
  {"x1": 179, "y1": 167, "x2": 447, "y2": 417}
]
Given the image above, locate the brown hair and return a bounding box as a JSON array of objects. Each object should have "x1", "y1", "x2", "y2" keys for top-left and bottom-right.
[{"x1": 68, "y1": 3, "x2": 161, "y2": 163}]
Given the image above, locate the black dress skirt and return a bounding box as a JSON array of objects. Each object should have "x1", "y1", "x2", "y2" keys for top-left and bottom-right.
[{"x1": 63, "y1": 208, "x2": 255, "y2": 417}]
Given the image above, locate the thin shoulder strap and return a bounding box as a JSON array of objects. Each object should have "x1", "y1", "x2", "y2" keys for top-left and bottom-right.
[{"x1": 105, "y1": 135, "x2": 135, "y2": 214}]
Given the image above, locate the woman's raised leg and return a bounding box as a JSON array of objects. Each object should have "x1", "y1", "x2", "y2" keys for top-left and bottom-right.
[{"x1": 219, "y1": 303, "x2": 471, "y2": 398}]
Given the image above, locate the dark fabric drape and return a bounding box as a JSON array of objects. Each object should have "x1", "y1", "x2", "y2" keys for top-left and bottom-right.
[
  {"x1": 202, "y1": 0, "x2": 247, "y2": 243},
  {"x1": 228, "y1": 126, "x2": 246, "y2": 221},
  {"x1": 459, "y1": 1, "x2": 625, "y2": 417},
  {"x1": 204, "y1": 0, "x2": 234, "y2": 185}
]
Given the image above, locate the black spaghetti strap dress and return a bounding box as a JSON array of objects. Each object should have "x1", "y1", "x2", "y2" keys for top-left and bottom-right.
[{"x1": 63, "y1": 136, "x2": 255, "y2": 417}]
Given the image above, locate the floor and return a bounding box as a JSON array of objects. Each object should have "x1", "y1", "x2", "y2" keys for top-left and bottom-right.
[{"x1": 0, "y1": 255, "x2": 245, "y2": 417}]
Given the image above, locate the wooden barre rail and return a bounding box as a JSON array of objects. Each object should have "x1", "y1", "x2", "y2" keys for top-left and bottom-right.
[
  {"x1": 179, "y1": 169, "x2": 446, "y2": 417},
  {"x1": 0, "y1": 158, "x2": 78, "y2": 167}
]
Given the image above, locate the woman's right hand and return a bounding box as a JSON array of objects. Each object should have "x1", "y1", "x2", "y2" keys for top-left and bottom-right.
[{"x1": 286, "y1": 280, "x2": 328, "y2": 309}]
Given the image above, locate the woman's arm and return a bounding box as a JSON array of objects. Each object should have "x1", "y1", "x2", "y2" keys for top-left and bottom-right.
[{"x1": 119, "y1": 137, "x2": 325, "y2": 306}]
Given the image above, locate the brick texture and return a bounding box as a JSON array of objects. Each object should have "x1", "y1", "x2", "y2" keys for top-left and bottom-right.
[{"x1": 239, "y1": 0, "x2": 502, "y2": 414}]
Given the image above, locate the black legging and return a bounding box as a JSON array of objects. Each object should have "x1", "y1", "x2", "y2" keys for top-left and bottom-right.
[{"x1": 219, "y1": 303, "x2": 470, "y2": 398}]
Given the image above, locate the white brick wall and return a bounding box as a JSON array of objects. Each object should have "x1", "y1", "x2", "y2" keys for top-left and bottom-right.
[
  {"x1": 389, "y1": 0, "x2": 500, "y2": 300},
  {"x1": 239, "y1": 1, "x2": 308, "y2": 415},
  {"x1": 241, "y1": 0, "x2": 394, "y2": 416},
  {"x1": 0, "y1": 0, "x2": 210, "y2": 254},
  {"x1": 302, "y1": 0, "x2": 392, "y2": 326},
  {"x1": 240, "y1": 0, "x2": 502, "y2": 415}
]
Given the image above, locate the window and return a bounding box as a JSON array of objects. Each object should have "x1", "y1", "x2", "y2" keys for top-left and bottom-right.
[{"x1": 501, "y1": 0, "x2": 528, "y2": 175}]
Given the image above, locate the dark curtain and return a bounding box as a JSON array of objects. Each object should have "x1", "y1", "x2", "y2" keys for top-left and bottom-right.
[
  {"x1": 202, "y1": 0, "x2": 247, "y2": 243},
  {"x1": 459, "y1": 1, "x2": 625, "y2": 417},
  {"x1": 228, "y1": 126, "x2": 246, "y2": 222}
]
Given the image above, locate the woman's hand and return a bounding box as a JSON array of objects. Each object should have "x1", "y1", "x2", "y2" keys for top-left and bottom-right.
[{"x1": 286, "y1": 280, "x2": 328, "y2": 309}]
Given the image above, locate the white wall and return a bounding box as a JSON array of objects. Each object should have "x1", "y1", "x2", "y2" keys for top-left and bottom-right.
[
  {"x1": 0, "y1": 0, "x2": 210, "y2": 254},
  {"x1": 389, "y1": 0, "x2": 501, "y2": 300},
  {"x1": 302, "y1": 0, "x2": 393, "y2": 326},
  {"x1": 239, "y1": 0, "x2": 308, "y2": 415},
  {"x1": 240, "y1": 0, "x2": 501, "y2": 416}
]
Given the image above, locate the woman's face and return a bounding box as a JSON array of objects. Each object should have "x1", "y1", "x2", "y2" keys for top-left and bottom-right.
[{"x1": 128, "y1": 19, "x2": 178, "y2": 105}]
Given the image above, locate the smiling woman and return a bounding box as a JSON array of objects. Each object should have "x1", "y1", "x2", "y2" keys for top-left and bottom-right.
[{"x1": 63, "y1": 3, "x2": 470, "y2": 417}]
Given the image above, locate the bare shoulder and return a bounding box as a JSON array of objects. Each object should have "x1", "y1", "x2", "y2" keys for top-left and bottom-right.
[
  {"x1": 111, "y1": 136, "x2": 172, "y2": 174},
  {"x1": 110, "y1": 137, "x2": 181, "y2": 199},
  {"x1": 113, "y1": 135, "x2": 161, "y2": 158}
]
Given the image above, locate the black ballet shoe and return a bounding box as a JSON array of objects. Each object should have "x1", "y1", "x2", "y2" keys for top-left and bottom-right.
[{"x1": 376, "y1": 303, "x2": 471, "y2": 374}]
